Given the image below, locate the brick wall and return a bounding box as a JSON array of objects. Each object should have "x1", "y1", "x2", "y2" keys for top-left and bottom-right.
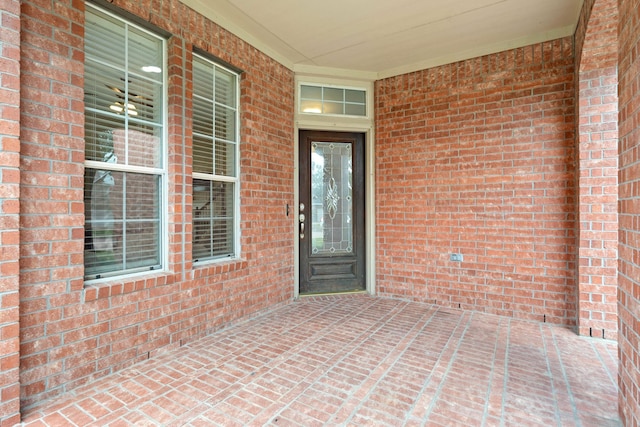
[
  {"x1": 575, "y1": 0, "x2": 619, "y2": 340},
  {"x1": 0, "y1": 1, "x2": 21, "y2": 425},
  {"x1": 19, "y1": 0, "x2": 294, "y2": 408},
  {"x1": 618, "y1": 0, "x2": 640, "y2": 424},
  {"x1": 574, "y1": 0, "x2": 596, "y2": 69},
  {"x1": 375, "y1": 38, "x2": 577, "y2": 325}
]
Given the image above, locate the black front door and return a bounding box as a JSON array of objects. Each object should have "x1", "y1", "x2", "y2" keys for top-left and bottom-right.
[{"x1": 298, "y1": 130, "x2": 366, "y2": 294}]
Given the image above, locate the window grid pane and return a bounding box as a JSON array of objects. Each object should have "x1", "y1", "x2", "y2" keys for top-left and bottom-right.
[
  {"x1": 192, "y1": 54, "x2": 239, "y2": 262},
  {"x1": 193, "y1": 179, "x2": 235, "y2": 260},
  {"x1": 299, "y1": 84, "x2": 367, "y2": 117},
  {"x1": 84, "y1": 171, "x2": 162, "y2": 277},
  {"x1": 84, "y1": 5, "x2": 165, "y2": 280}
]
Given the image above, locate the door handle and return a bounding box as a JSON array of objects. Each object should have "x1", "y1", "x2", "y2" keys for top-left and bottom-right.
[{"x1": 299, "y1": 213, "x2": 305, "y2": 239}]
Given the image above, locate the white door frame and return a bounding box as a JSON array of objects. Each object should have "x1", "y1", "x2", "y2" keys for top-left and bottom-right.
[{"x1": 293, "y1": 74, "x2": 376, "y2": 298}]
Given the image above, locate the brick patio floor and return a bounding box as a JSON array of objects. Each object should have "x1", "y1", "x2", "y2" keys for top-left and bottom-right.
[{"x1": 20, "y1": 294, "x2": 620, "y2": 426}]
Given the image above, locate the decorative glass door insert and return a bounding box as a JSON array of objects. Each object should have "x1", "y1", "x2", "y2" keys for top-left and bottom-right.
[{"x1": 311, "y1": 142, "x2": 353, "y2": 255}]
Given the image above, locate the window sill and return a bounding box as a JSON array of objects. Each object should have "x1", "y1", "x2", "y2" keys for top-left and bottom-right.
[
  {"x1": 83, "y1": 270, "x2": 173, "y2": 302},
  {"x1": 192, "y1": 257, "x2": 247, "y2": 278}
]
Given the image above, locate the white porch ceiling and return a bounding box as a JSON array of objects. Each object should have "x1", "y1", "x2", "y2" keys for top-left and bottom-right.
[{"x1": 179, "y1": 0, "x2": 584, "y2": 79}]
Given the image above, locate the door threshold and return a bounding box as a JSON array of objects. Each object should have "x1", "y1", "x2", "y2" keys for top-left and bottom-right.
[{"x1": 298, "y1": 290, "x2": 369, "y2": 298}]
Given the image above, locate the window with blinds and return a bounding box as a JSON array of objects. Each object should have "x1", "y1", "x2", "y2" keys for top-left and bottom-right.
[
  {"x1": 192, "y1": 54, "x2": 239, "y2": 262},
  {"x1": 83, "y1": 4, "x2": 166, "y2": 280}
]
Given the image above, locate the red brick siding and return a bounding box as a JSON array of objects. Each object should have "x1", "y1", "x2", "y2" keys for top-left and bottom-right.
[
  {"x1": 19, "y1": 0, "x2": 294, "y2": 408},
  {"x1": 618, "y1": 0, "x2": 640, "y2": 424},
  {"x1": 574, "y1": 0, "x2": 596, "y2": 70},
  {"x1": 0, "y1": 1, "x2": 22, "y2": 424},
  {"x1": 375, "y1": 38, "x2": 577, "y2": 325},
  {"x1": 576, "y1": 0, "x2": 619, "y2": 340}
]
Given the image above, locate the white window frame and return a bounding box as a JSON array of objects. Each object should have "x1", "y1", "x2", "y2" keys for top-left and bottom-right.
[
  {"x1": 84, "y1": 3, "x2": 168, "y2": 282},
  {"x1": 192, "y1": 53, "x2": 241, "y2": 263},
  {"x1": 298, "y1": 82, "x2": 369, "y2": 119}
]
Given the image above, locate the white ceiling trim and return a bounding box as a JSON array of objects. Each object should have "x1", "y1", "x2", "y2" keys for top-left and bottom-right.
[
  {"x1": 180, "y1": 0, "x2": 298, "y2": 69},
  {"x1": 179, "y1": 0, "x2": 583, "y2": 81},
  {"x1": 377, "y1": 23, "x2": 578, "y2": 79}
]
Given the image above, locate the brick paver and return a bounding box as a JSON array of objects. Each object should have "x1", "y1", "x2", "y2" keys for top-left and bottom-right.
[{"x1": 20, "y1": 294, "x2": 620, "y2": 426}]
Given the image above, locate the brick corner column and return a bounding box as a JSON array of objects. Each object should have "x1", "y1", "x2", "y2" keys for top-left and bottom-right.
[{"x1": 0, "y1": 1, "x2": 22, "y2": 425}]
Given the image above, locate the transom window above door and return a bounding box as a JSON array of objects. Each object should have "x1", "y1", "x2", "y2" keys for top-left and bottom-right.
[{"x1": 299, "y1": 84, "x2": 367, "y2": 117}]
